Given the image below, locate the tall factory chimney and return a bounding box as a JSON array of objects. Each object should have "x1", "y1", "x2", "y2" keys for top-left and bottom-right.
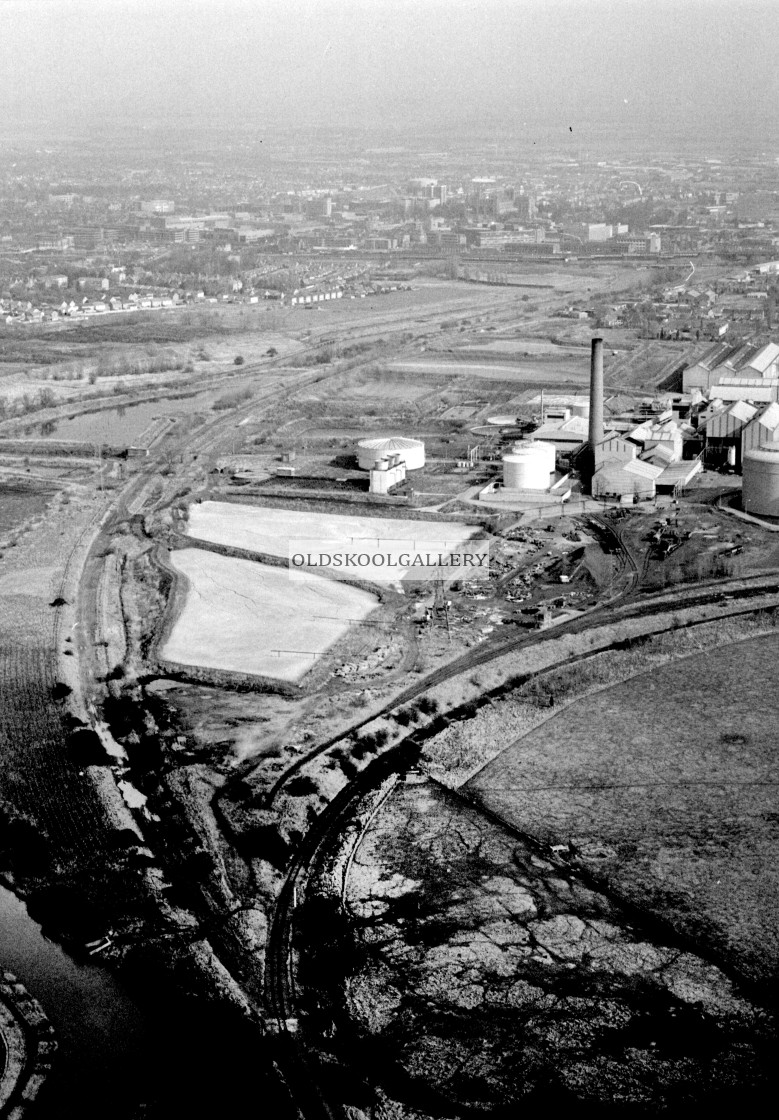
[{"x1": 588, "y1": 336, "x2": 604, "y2": 448}]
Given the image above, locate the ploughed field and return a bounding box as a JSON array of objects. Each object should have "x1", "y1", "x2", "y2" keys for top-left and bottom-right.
[
  {"x1": 185, "y1": 501, "x2": 479, "y2": 583},
  {"x1": 466, "y1": 633, "x2": 779, "y2": 995},
  {"x1": 0, "y1": 644, "x2": 113, "y2": 867},
  {"x1": 161, "y1": 549, "x2": 377, "y2": 682}
]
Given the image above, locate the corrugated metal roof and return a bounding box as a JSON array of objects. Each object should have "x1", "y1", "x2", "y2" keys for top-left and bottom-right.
[
  {"x1": 744, "y1": 341, "x2": 779, "y2": 373},
  {"x1": 531, "y1": 426, "x2": 580, "y2": 443},
  {"x1": 758, "y1": 401, "x2": 779, "y2": 431},
  {"x1": 728, "y1": 400, "x2": 758, "y2": 423},
  {"x1": 642, "y1": 444, "x2": 675, "y2": 464},
  {"x1": 716, "y1": 375, "x2": 779, "y2": 387},
  {"x1": 658, "y1": 460, "x2": 703, "y2": 485},
  {"x1": 624, "y1": 458, "x2": 664, "y2": 479},
  {"x1": 592, "y1": 462, "x2": 658, "y2": 495},
  {"x1": 710, "y1": 384, "x2": 777, "y2": 402},
  {"x1": 531, "y1": 415, "x2": 589, "y2": 441},
  {"x1": 560, "y1": 416, "x2": 590, "y2": 433},
  {"x1": 526, "y1": 393, "x2": 590, "y2": 406},
  {"x1": 699, "y1": 341, "x2": 732, "y2": 369}
]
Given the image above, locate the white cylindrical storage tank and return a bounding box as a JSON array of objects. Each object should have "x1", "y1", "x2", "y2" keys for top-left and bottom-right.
[
  {"x1": 513, "y1": 439, "x2": 556, "y2": 475},
  {"x1": 743, "y1": 445, "x2": 779, "y2": 517},
  {"x1": 570, "y1": 400, "x2": 590, "y2": 419},
  {"x1": 503, "y1": 443, "x2": 553, "y2": 491},
  {"x1": 357, "y1": 436, "x2": 425, "y2": 471}
]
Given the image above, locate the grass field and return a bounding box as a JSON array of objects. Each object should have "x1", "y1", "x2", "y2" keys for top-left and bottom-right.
[
  {"x1": 387, "y1": 357, "x2": 591, "y2": 385},
  {"x1": 467, "y1": 633, "x2": 779, "y2": 992},
  {"x1": 0, "y1": 486, "x2": 52, "y2": 536},
  {"x1": 162, "y1": 549, "x2": 378, "y2": 681}
]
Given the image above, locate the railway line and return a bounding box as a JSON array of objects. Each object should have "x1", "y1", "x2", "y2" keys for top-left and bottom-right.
[
  {"x1": 265, "y1": 565, "x2": 779, "y2": 804},
  {"x1": 264, "y1": 758, "x2": 406, "y2": 1120}
]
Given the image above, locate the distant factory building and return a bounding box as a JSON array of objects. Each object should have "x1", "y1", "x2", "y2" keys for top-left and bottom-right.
[
  {"x1": 526, "y1": 393, "x2": 590, "y2": 420},
  {"x1": 682, "y1": 339, "x2": 779, "y2": 395},
  {"x1": 141, "y1": 199, "x2": 175, "y2": 214},
  {"x1": 357, "y1": 436, "x2": 425, "y2": 471}
]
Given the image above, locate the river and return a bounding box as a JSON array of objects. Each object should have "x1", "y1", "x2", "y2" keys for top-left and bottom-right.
[
  {"x1": 28, "y1": 394, "x2": 212, "y2": 446},
  {"x1": 0, "y1": 883, "x2": 289, "y2": 1118}
]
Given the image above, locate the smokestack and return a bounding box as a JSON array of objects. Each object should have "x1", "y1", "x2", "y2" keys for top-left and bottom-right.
[{"x1": 588, "y1": 336, "x2": 604, "y2": 447}]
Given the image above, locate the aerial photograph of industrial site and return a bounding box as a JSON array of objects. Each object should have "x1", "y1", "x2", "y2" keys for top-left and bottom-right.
[{"x1": 1, "y1": 0, "x2": 779, "y2": 1116}]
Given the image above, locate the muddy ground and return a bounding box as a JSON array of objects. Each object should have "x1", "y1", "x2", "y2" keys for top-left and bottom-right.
[{"x1": 296, "y1": 778, "x2": 777, "y2": 1119}]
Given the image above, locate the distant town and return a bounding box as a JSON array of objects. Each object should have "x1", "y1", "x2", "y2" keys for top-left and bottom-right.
[{"x1": 3, "y1": 132, "x2": 779, "y2": 341}]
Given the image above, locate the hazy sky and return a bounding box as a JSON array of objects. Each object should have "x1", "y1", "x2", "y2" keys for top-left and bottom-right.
[{"x1": 1, "y1": 0, "x2": 778, "y2": 144}]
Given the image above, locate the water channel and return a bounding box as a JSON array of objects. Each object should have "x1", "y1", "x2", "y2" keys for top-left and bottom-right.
[
  {"x1": 28, "y1": 394, "x2": 213, "y2": 446},
  {"x1": 0, "y1": 882, "x2": 282, "y2": 1118}
]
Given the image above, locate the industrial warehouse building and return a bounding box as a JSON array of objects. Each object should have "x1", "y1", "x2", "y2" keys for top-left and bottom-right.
[
  {"x1": 591, "y1": 458, "x2": 664, "y2": 501},
  {"x1": 683, "y1": 339, "x2": 779, "y2": 398}
]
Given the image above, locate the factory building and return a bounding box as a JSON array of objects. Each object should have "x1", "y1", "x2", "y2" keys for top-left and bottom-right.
[
  {"x1": 526, "y1": 393, "x2": 590, "y2": 421},
  {"x1": 627, "y1": 417, "x2": 685, "y2": 462},
  {"x1": 591, "y1": 458, "x2": 663, "y2": 502},
  {"x1": 701, "y1": 400, "x2": 758, "y2": 468},
  {"x1": 704, "y1": 377, "x2": 778, "y2": 404},
  {"x1": 743, "y1": 445, "x2": 779, "y2": 517},
  {"x1": 357, "y1": 436, "x2": 425, "y2": 471},
  {"x1": 528, "y1": 414, "x2": 589, "y2": 453},
  {"x1": 586, "y1": 335, "x2": 701, "y2": 498},
  {"x1": 740, "y1": 401, "x2": 779, "y2": 460},
  {"x1": 593, "y1": 435, "x2": 637, "y2": 468},
  {"x1": 683, "y1": 339, "x2": 779, "y2": 397}
]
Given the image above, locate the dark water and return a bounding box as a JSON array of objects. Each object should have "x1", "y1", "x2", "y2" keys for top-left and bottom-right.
[
  {"x1": 0, "y1": 883, "x2": 288, "y2": 1119},
  {"x1": 0, "y1": 882, "x2": 156, "y2": 1116},
  {"x1": 31, "y1": 394, "x2": 211, "y2": 445}
]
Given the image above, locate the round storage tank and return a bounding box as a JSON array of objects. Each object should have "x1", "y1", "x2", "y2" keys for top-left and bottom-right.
[
  {"x1": 743, "y1": 444, "x2": 779, "y2": 517},
  {"x1": 357, "y1": 436, "x2": 425, "y2": 471},
  {"x1": 503, "y1": 443, "x2": 553, "y2": 491},
  {"x1": 513, "y1": 439, "x2": 556, "y2": 476}
]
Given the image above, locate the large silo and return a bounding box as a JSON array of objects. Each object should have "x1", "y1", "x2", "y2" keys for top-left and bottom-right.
[
  {"x1": 742, "y1": 445, "x2": 779, "y2": 517},
  {"x1": 357, "y1": 436, "x2": 426, "y2": 471},
  {"x1": 503, "y1": 442, "x2": 553, "y2": 490},
  {"x1": 512, "y1": 439, "x2": 555, "y2": 476}
]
